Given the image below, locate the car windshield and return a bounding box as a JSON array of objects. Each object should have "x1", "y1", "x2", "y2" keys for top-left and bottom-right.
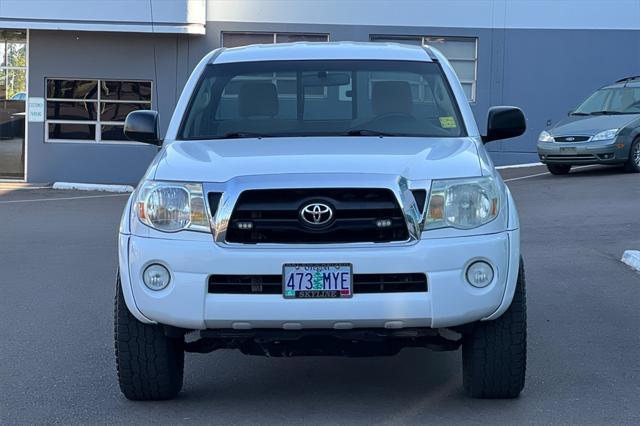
[
  {"x1": 180, "y1": 60, "x2": 466, "y2": 140},
  {"x1": 573, "y1": 85, "x2": 640, "y2": 115}
]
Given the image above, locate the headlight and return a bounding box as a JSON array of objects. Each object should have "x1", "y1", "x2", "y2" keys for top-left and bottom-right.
[
  {"x1": 425, "y1": 177, "x2": 500, "y2": 230},
  {"x1": 135, "y1": 181, "x2": 210, "y2": 232},
  {"x1": 591, "y1": 128, "x2": 619, "y2": 141},
  {"x1": 538, "y1": 130, "x2": 554, "y2": 142}
]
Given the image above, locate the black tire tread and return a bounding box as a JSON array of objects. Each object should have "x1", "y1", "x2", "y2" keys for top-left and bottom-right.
[
  {"x1": 114, "y1": 274, "x2": 184, "y2": 400},
  {"x1": 462, "y1": 258, "x2": 527, "y2": 398}
]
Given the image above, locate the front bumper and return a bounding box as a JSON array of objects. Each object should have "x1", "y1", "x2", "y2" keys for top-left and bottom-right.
[
  {"x1": 537, "y1": 140, "x2": 627, "y2": 164},
  {"x1": 119, "y1": 230, "x2": 520, "y2": 330}
]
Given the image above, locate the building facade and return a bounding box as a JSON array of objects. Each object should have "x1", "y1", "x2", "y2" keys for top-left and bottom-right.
[{"x1": 0, "y1": 0, "x2": 638, "y2": 183}]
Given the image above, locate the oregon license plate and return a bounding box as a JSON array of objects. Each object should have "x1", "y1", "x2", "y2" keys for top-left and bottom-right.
[{"x1": 283, "y1": 263, "x2": 352, "y2": 299}]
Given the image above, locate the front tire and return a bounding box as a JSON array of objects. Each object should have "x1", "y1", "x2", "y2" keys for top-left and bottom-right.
[
  {"x1": 624, "y1": 139, "x2": 640, "y2": 173},
  {"x1": 462, "y1": 259, "x2": 527, "y2": 398},
  {"x1": 114, "y1": 273, "x2": 184, "y2": 400},
  {"x1": 546, "y1": 164, "x2": 571, "y2": 175}
]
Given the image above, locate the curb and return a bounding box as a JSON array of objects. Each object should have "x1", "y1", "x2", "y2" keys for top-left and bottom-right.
[
  {"x1": 52, "y1": 182, "x2": 134, "y2": 193},
  {"x1": 621, "y1": 250, "x2": 640, "y2": 272},
  {"x1": 495, "y1": 162, "x2": 543, "y2": 170}
]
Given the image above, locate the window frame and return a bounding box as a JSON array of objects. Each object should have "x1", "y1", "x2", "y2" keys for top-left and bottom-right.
[
  {"x1": 221, "y1": 31, "x2": 330, "y2": 48},
  {"x1": 44, "y1": 78, "x2": 153, "y2": 144},
  {"x1": 369, "y1": 34, "x2": 478, "y2": 102}
]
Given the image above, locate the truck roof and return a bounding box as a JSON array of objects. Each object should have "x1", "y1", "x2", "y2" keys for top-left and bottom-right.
[{"x1": 211, "y1": 41, "x2": 434, "y2": 64}]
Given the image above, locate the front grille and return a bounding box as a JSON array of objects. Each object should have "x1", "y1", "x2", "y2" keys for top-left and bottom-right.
[
  {"x1": 553, "y1": 136, "x2": 590, "y2": 142},
  {"x1": 224, "y1": 188, "x2": 409, "y2": 244},
  {"x1": 208, "y1": 273, "x2": 428, "y2": 294},
  {"x1": 546, "y1": 154, "x2": 596, "y2": 161}
]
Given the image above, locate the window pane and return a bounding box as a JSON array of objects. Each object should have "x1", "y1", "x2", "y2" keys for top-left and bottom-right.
[
  {"x1": 425, "y1": 38, "x2": 476, "y2": 59},
  {"x1": 276, "y1": 79, "x2": 296, "y2": 96},
  {"x1": 276, "y1": 33, "x2": 328, "y2": 43},
  {"x1": 0, "y1": 30, "x2": 26, "y2": 67},
  {"x1": 303, "y1": 71, "x2": 351, "y2": 120},
  {"x1": 48, "y1": 123, "x2": 96, "y2": 140},
  {"x1": 370, "y1": 35, "x2": 422, "y2": 45},
  {"x1": 101, "y1": 102, "x2": 149, "y2": 122},
  {"x1": 6, "y1": 42, "x2": 26, "y2": 67},
  {"x1": 449, "y1": 60, "x2": 476, "y2": 82},
  {"x1": 461, "y1": 83, "x2": 474, "y2": 101},
  {"x1": 47, "y1": 80, "x2": 98, "y2": 99},
  {"x1": 101, "y1": 125, "x2": 127, "y2": 141},
  {"x1": 222, "y1": 33, "x2": 274, "y2": 48},
  {"x1": 6, "y1": 69, "x2": 26, "y2": 99},
  {"x1": 101, "y1": 81, "x2": 152, "y2": 101},
  {"x1": 0, "y1": 69, "x2": 6, "y2": 99},
  {"x1": 183, "y1": 60, "x2": 465, "y2": 139},
  {"x1": 47, "y1": 101, "x2": 97, "y2": 120}
]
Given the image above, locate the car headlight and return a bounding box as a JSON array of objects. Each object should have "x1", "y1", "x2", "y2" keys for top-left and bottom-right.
[
  {"x1": 538, "y1": 130, "x2": 554, "y2": 142},
  {"x1": 135, "y1": 181, "x2": 210, "y2": 233},
  {"x1": 591, "y1": 128, "x2": 619, "y2": 141},
  {"x1": 425, "y1": 177, "x2": 500, "y2": 230}
]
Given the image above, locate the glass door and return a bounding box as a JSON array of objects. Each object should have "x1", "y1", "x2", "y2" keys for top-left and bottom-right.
[{"x1": 0, "y1": 30, "x2": 27, "y2": 179}]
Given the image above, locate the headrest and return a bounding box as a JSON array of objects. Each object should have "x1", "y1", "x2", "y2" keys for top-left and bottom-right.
[
  {"x1": 238, "y1": 82, "x2": 279, "y2": 118},
  {"x1": 371, "y1": 81, "x2": 413, "y2": 116}
]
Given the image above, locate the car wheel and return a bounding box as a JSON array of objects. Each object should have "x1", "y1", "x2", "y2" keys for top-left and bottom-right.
[
  {"x1": 546, "y1": 164, "x2": 571, "y2": 175},
  {"x1": 114, "y1": 272, "x2": 184, "y2": 400},
  {"x1": 462, "y1": 258, "x2": 526, "y2": 399},
  {"x1": 624, "y1": 139, "x2": 640, "y2": 173}
]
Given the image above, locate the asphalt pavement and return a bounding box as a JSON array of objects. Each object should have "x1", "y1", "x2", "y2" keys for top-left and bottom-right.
[{"x1": 1, "y1": 164, "x2": 639, "y2": 425}]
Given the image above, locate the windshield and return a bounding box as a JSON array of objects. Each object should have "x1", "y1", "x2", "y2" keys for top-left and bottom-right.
[
  {"x1": 573, "y1": 85, "x2": 640, "y2": 115},
  {"x1": 180, "y1": 60, "x2": 466, "y2": 140}
]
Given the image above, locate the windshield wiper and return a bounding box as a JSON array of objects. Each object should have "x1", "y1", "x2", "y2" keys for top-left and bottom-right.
[
  {"x1": 589, "y1": 110, "x2": 624, "y2": 115},
  {"x1": 213, "y1": 132, "x2": 275, "y2": 139},
  {"x1": 569, "y1": 112, "x2": 589, "y2": 116},
  {"x1": 344, "y1": 129, "x2": 402, "y2": 137}
]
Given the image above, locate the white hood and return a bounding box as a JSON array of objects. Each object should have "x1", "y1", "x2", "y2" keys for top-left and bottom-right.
[{"x1": 152, "y1": 137, "x2": 483, "y2": 182}]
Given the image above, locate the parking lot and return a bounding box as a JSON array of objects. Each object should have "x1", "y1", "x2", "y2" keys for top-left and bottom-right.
[{"x1": 1, "y1": 164, "x2": 639, "y2": 425}]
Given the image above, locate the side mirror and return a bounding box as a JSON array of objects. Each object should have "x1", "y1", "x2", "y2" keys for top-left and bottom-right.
[
  {"x1": 482, "y1": 106, "x2": 526, "y2": 143},
  {"x1": 124, "y1": 110, "x2": 161, "y2": 145}
]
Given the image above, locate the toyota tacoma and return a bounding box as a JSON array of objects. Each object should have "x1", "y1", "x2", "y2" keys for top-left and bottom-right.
[{"x1": 115, "y1": 42, "x2": 528, "y2": 400}]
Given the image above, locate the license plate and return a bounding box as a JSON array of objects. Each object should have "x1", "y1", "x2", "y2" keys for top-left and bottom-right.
[
  {"x1": 560, "y1": 147, "x2": 577, "y2": 154},
  {"x1": 283, "y1": 263, "x2": 352, "y2": 299}
]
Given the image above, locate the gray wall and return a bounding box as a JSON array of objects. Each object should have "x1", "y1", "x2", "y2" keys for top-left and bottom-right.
[
  {"x1": 27, "y1": 30, "x2": 191, "y2": 184},
  {"x1": 25, "y1": 23, "x2": 640, "y2": 183}
]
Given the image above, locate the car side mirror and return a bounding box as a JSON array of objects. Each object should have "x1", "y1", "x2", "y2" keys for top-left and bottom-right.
[
  {"x1": 482, "y1": 106, "x2": 526, "y2": 143},
  {"x1": 124, "y1": 110, "x2": 161, "y2": 145}
]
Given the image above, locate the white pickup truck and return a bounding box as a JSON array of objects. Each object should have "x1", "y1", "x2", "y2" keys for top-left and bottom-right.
[{"x1": 115, "y1": 42, "x2": 527, "y2": 400}]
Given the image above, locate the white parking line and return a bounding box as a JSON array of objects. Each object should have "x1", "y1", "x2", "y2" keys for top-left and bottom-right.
[
  {"x1": 503, "y1": 165, "x2": 602, "y2": 182},
  {"x1": 0, "y1": 186, "x2": 51, "y2": 190},
  {"x1": 0, "y1": 193, "x2": 129, "y2": 204}
]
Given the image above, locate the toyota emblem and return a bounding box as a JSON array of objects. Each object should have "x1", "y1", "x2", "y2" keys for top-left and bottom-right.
[{"x1": 300, "y1": 202, "x2": 333, "y2": 226}]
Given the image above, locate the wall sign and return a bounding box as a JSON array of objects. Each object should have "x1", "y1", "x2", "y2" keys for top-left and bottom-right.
[{"x1": 28, "y1": 97, "x2": 45, "y2": 122}]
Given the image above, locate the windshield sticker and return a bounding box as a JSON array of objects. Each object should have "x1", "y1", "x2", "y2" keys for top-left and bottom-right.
[{"x1": 439, "y1": 116, "x2": 457, "y2": 129}]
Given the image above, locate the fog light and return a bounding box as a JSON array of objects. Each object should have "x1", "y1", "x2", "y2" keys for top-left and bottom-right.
[
  {"x1": 466, "y1": 261, "x2": 494, "y2": 288},
  {"x1": 143, "y1": 264, "x2": 171, "y2": 291}
]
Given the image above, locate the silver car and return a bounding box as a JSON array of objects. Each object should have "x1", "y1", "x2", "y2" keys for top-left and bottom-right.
[{"x1": 537, "y1": 76, "x2": 640, "y2": 174}]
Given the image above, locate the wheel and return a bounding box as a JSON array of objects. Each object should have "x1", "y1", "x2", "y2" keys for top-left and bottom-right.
[
  {"x1": 624, "y1": 139, "x2": 640, "y2": 173},
  {"x1": 114, "y1": 272, "x2": 184, "y2": 400},
  {"x1": 546, "y1": 164, "x2": 571, "y2": 175},
  {"x1": 462, "y1": 258, "x2": 527, "y2": 398}
]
